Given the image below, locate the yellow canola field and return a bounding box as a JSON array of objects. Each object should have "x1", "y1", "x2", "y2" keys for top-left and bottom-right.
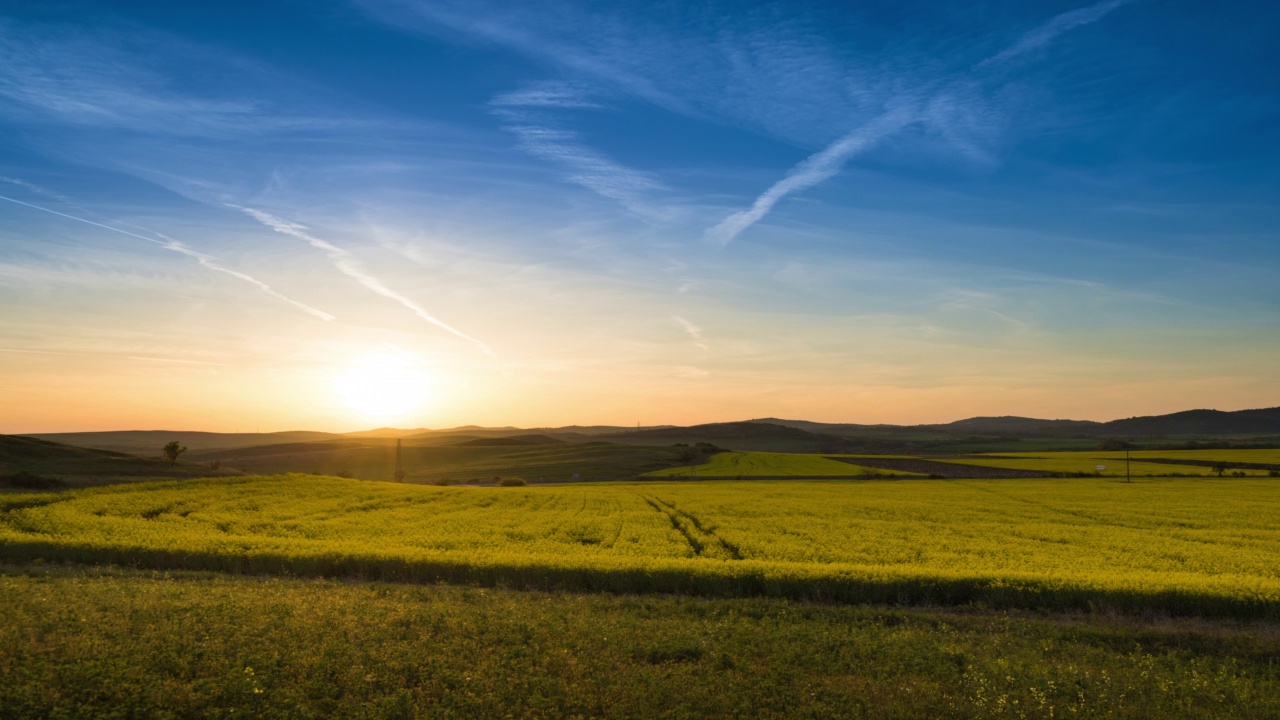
[{"x1": 2, "y1": 475, "x2": 1279, "y2": 616}]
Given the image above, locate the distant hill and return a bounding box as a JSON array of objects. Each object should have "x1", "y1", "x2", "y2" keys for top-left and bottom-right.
[
  {"x1": 602, "y1": 422, "x2": 858, "y2": 453},
  {"x1": 23, "y1": 406, "x2": 1280, "y2": 464},
  {"x1": 26, "y1": 430, "x2": 341, "y2": 455},
  {"x1": 751, "y1": 410, "x2": 1280, "y2": 441},
  {"x1": 1099, "y1": 408, "x2": 1280, "y2": 436},
  {"x1": 181, "y1": 438, "x2": 684, "y2": 483},
  {"x1": 747, "y1": 418, "x2": 891, "y2": 435},
  {"x1": 454, "y1": 434, "x2": 564, "y2": 447},
  {"x1": 1, "y1": 435, "x2": 236, "y2": 486},
  {"x1": 932, "y1": 416, "x2": 1103, "y2": 436},
  {"x1": 341, "y1": 428, "x2": 431, "y2": 439}
]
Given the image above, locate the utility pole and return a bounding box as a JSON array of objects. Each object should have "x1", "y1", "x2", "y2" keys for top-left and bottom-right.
[
  {"x1": 1126, "y1": 450, "x2": 1131, "y2": 483},
  {"x1": 394, "y1": 438, "x2": 405, "y2": 482}
]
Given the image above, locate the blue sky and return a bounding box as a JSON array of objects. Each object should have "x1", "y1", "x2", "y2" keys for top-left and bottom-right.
[{"x1": 1, "y1": 0, "x2": 1277, "y2": 431}]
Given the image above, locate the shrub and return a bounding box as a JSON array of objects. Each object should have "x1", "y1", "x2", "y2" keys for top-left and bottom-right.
[{"x1": 498, "y1": 477, "x2": 527, "y2": 487}]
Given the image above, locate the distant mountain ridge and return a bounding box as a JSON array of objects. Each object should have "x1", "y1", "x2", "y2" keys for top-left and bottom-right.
[
  {"x1": 21, "y1": 406, "x2": 1280, "y2": 455},
  {"x1": 1099, "y1": 408, "x2": 1280, "y2": 436},
  {"x1": 741, "y1": 408, "x2": 1280, "y2": 438}
]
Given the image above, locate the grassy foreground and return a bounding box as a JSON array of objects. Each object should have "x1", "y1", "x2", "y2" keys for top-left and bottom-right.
[
  {"x1": 3, "y1": 566, "x2": 1278, "y2": 719},
  {"x1": 3, "y1": 475, "x2": 1279, "y2": 617}
]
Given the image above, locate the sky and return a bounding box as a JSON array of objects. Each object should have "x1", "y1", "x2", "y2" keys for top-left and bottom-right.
[{"x1": 1, "y1": 0, "x2": 1278, "y2": 433}]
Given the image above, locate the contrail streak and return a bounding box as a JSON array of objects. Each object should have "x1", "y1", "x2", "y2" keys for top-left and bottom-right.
[
  {"x1": 705, "y1": 108, "x2": 914, "y2": 246},
  {"x1": 977, "y1": 0, "x2": 1135, "y2": 69},
  {"x1": 0, "y1": 193, "x2": 335, "y2": 321},
  {"x1": 706, "y1": 0, "x2": 1138, "y2": 245},
  {"x1": 234, "y1": 206, "x2": 496, "y2": 357}
]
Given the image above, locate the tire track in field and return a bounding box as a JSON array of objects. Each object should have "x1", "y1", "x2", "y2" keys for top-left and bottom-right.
[
  {"x1": 605, "y1": 495, "x2": 626, "y2": 548},
  {"x1": 643, "y1": 495, "x2": 744, "y2": 560},
  {"x1": 641, "y1": 496, "x2": 704, "y2": 556}
]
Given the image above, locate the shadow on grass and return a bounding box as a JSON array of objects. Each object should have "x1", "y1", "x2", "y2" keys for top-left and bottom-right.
[{"x1": 2, "y1": 539, "x2": 1274, "y2": 621}]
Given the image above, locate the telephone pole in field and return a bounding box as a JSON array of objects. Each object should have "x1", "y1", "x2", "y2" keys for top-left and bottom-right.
[
  {"x1": 394, "y1": 438, "x2": 406, "y2": 482},
  {"x1": 1126, "y1": 450, "x2": 1131, "y2": 483}
]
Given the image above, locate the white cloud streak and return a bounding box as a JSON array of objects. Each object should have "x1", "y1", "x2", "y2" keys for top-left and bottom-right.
[
  {"x1": 705, "y1": 107, "x2": 915, "y2": 246},
  {"x1": 489, "y1": 87, "x2": 664, "y2": 216},
  {"x1": 977, "y1": 0, "x2": 1136, "y2": 69},
  {"x1": 0, "y1": 176, "x2": 75, "y2": 204},
  {"x1": 673, "y1": 315, "x2": 708, "y2": 350},
  {"x1": 234, "y1": 206, "x2": 495, "y2": 356},
  {"x1": 0, "y1": 193, "x2": 336, "y2": 322},
  {"x1": 707, "y1": 0, "x2": 1137, "y2": 245},
  {"x1": 491, "y1": 82, "x2": 604, "y2": 109}
]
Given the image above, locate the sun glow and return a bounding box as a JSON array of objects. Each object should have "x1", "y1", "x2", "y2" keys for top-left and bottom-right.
[{"x1": 333, "y1": 349, "x2": 433, "y2": 421}]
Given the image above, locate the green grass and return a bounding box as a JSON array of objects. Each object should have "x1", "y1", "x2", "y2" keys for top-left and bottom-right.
[
  {"x1": 944, "y1": 456, "x2": 1268, "y2": 477},
  {"x1": 4, "y1": 474, "x2": 1279, "y2": 617},
  {"x1": 1022, "y1": 449, "x2": 1280, "y2": 465},
  {"x1": 644, "y1": 451, "x2": 922, "y2": 477},
  {"x1": 2, "y1": 566, "x2": 1277, "y2": 720}
]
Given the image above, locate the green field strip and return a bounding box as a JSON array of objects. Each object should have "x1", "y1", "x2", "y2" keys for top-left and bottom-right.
[
  {"x1": 942, "y1": 456, "x2": 1267, "y2": 476},
  {"x1": 986, "y1": 449, "x2": 1280, "y2": 465},
  {"x1": 643, "y1": 451, "x2": 923, "y2": 478}
]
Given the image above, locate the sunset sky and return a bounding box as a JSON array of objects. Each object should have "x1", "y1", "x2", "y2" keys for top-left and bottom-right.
[{"x1": 1, "y1": 0, "x2": 1277, "y2": 433}]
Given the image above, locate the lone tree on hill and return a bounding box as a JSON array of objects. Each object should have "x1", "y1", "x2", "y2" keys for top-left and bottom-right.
[{"x1": 162, "y1": 441, "x2": 187, "y2": 466}]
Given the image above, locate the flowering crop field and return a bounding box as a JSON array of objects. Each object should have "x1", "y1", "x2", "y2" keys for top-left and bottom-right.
[{"x1": 3, "y1": 474, "x2": 1279, "y2": 617}]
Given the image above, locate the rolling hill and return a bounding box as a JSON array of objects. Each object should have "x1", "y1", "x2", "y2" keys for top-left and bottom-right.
[
  {"x1": 182, "y1": 440, "x2": 684, "y2": 483},
  {"x1": 26, "y1": 430, "x2": 342, "y2": 455},
  {"x1": 599, "y1": 421, "x2": 859, "y2": 452},
  {"x1": 1098, "y1": 408, "x2": 1280, "y2": 436},
  {"x1": 1, "y1": 435, "x2": 238, "y2": 487}
]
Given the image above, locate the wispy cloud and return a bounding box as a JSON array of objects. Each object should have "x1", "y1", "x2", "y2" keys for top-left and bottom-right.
[
  {"x1": 977, "y1": 0, "x2": 1136, "y2": 69},
  {"x1": 673, "y1": 315, "x2": 708, "y2": 350},
  {"x1": 489, "y1": 85, "x2": 664, "y2": 216},
  {"x1": 491, "y1": 82, "x2": 604, "y2": 110},
  {"x1": 0, "y1": 19, "x2": 372, "y2": 138},
  {"x1": 234, "y1": 206, "x2": 495, "y2": 356},
  {"x1": 706, "y1": 0, "x2": 1138, "y2": 245},
  {"x1": 0, "y1": 176, "x2": 75, "y2": 204},
  {"x1": 357, "y1": 0, "x2": 700, "y2": 117},
  {"x1": 705, "y1": 107, "x2": 915, "y2": 246},
  {"x1": 0, "y1": 193, "x2": 336, "y2": 321}
]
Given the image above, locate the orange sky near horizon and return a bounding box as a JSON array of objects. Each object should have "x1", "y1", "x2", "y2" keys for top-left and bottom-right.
[{"x1": 4, "y1": 340, "x2": 1275, "y2": 434}]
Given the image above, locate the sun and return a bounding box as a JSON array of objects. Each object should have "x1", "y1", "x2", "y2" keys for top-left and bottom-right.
[{"x1": 333, "y1": 350, "x2": 433, "y2": 421}]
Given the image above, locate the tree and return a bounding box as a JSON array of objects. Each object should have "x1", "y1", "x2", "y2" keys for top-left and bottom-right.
[
  {"x1": 162, "y1": 441, "x2": 187, "y2": 466},
  {"x1": 1211, "y1": 462, "x2": 1228, "y2": 477}
]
